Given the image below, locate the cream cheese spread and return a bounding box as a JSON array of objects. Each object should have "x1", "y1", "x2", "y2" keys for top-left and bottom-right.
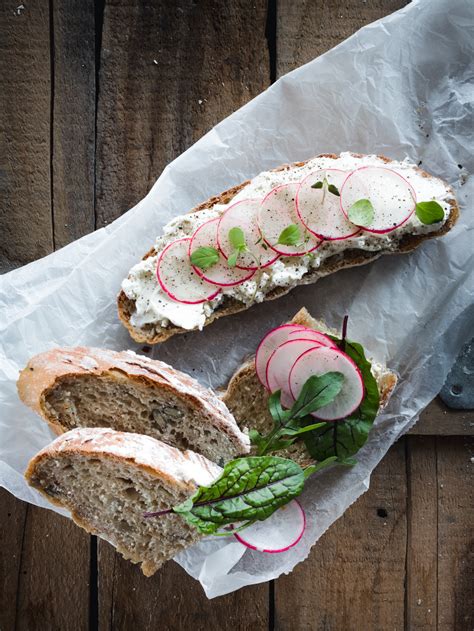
[{"x1": 122, "y1": 153, "x2": 453, "y2": 331}]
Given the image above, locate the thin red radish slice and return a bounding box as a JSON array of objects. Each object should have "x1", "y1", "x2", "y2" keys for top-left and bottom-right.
[
  {"x1": 156, "y1": 238, "x2": 221, "y2": 304},
  {"x1": 189, "y1": 218, "x2": 256, "y2": 287},
  {"x1": 289, "y1": 346, "x2": 364, "y2": 420},
  {"x1": 296, "y1": 169, "x2": 360, "y2": 240},
  {"x1": 267, "y1": 338, "x2": 323, "y2": 408},
  {"x1": 340, "y1": 166, "x2": 416, "y2": 234},
  {"x1": 217, "y1": 199, "x2": 280, "y2": 270},
  {"x1": 255, "y1": 324, "x2": 308, "y2": 388},
  {"x1": 287, "y1": 328, "x2": 338, "y2": 349},
  {"x1": 258, "y1": 183, "x2": 321, "y2": 256},
  {"x1": 234, "y1": 499, "x2": 306, "y2": 553}
]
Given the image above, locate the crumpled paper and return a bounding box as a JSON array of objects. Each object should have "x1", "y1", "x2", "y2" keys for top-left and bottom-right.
[{"x1": 0, "y1": 0, "x2": 473, "y2": 599}]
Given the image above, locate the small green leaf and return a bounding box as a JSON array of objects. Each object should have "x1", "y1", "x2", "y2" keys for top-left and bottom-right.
[
  {"x1": 227, "y1": 250, "x2": 239, "y2": 268},
  {"x1": 290, "y1": 372, "x2": 345, "y2": 419},
  {"x1": 311, "y1": 180, "x2": 324, "y2": 189},
  {"x1": 415, "y1": 200, "x2": 444, "y2": 225},
  {"x1": 228, "y1": 227, "x2": 246, "y2": 251},
  {"x1": 268, "y1": 390, "x2": 291, "y2": 426},
  {"x1": 327, "y1": 183, "x2": 340, "y2": 197},
  {"x1": 348, "y1": 199, "x2": 375, "y2": 227},
  {"x1": 279, "y1": 422, "x2": 326, "y2": 437},
  {"x1": 278, "y1": 224, "x2": 302, "y2": 246},
  {"x1": 190, "y1": 246, "x2": 220, "y2": 271}
]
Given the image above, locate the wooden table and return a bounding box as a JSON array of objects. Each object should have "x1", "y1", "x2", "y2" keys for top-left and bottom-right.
[{"x1": 1, "y1": 1, "x2": 473, "y2": 629}]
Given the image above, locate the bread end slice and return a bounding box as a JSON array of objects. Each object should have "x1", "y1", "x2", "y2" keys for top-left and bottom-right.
[{"x1": 25, "y1": 428, "x2": 221, "y2": 576}]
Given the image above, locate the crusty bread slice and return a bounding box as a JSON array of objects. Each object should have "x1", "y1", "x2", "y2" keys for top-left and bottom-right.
[
  {"x1": 17, "y1": 347, "x2": 249, "y2": 464},
  {"x1": 222, "y1": 308, "x2": 398, "y2": 467},
  {"x1": 25, "y1": 428, "x2": 221, "y2": 576},
  {"x1": 117, "y1": 153, "x2": 459, "y2": 344}
]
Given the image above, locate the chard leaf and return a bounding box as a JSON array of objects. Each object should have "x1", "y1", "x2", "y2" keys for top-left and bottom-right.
[
  {"x1": 415, "y1": 200, "x2": 444, "y2": 224},
  {"x1": 190, "y1": 246, "x2": 220, "y2": 271},
  {"x1": 268, "y1": 390, "x2": 291, "y2": 425},
  {"x1": 278, "y1": 224, "x2": 301, "y2": 246},
  {"x1": 173, "y1": 456, "x2": 310, "y2": 534},
  {"x1": 290, "y1": 372, "x2": 345, "y2": 420},
  {"x1": 348, "y1": 199, "x2": 374, "y2": 227}
]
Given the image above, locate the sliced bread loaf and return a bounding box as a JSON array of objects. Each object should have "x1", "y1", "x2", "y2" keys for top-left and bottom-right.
[
  {"x1": 25, "y1": 427, "x2": 221, "y2": 576},
  {"x1": 222, "y1": 308, "x2": 398, "y2": 466},
  {"x1": 18, "y1": 347, "x2": 249, "y2": 464}
]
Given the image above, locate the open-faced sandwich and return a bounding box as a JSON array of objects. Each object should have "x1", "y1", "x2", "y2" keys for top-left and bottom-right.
[{"x1": 118, "y1": 153, "x2": 458, "y2": 344}]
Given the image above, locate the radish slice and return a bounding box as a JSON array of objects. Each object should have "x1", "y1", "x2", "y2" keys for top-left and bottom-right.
[
  {"x1": 296, "y1": 169, "x2": 360, "y2": 240},
  {"x1": 267, "y1": 339, "x2": 323, "y2": 408},
  {"x1": 217, "y1": 199, "x2": 280, "y2": 270},
  {"x1": 156, "y1": 238, "x2": 221, "y2": 304},
  {"x1": 289, "y1": 346, "x2": 364, "y2": 420},
  {"x1": 258, "y1": 183, "x2": 321, "y2": 256},
  {"x1": 255, "y1": 324, "x2": 308, "y2": 388},
  {"x1": 234, "y1": 499, "x2": 306, "y2": 553},
  {"x1": 340, "y1": 166, "x2": 416, "y2": 234},
  {"x1": 287, "y1": 328, "x2": 338, "y2": 349},
  {"x1": 189, "y1": 218, "x2": 255, "y2": 287}
]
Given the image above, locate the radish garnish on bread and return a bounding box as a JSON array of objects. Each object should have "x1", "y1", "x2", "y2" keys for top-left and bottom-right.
[{"x1": 119, "y1": 152, "x2": 458, "y2": 344}]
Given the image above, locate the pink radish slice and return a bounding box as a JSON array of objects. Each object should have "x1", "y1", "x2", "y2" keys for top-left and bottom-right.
[
  {"x1": 289, "y1": 346, "x2": 364, "y2": 420},
  {"x1": 156, "y1": 238, "x2": 221, "y2": 304},
  {"x1": 255, "y1": 324, "x2": 308, "y2": 388},
  {"x1": 287, "y1": 328, "x2": 338, "y2": 349},
  {"x1": 296, "y1": 169, "x2": 361, "y2": 240},
  {"x1": 189, "y1": 218, "x2": 255, "y2": 287},
  {"x1": 258, "y1": 183, "x2": 321, "y2": 256},
  {"x1": 340, "y1": 166, "x2": 416, "y2": 234},
  {"x1": 234, "y1": 499, "x2": 306, "y2": 553},
  {"x1": 217, "y1": 199, "x2": 280, "y2": 270},
  {"x1": 266, "y1": 339, "x2": 323, "y2": 408}
]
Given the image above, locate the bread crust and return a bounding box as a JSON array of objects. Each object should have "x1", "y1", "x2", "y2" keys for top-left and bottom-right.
[
  {"x1": 17, "y1": 346, "x2": 249, "y2": 453},
  {"x1": 117, "y1": 153, "x2": 459, "y2": 344}
]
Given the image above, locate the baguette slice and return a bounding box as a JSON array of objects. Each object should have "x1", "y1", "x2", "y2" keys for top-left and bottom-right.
[
  {"x1": 25, "y1": 428, "x2": 221, "y2": 576},
  {"x1": 118, "y1": 153, "x2": 459, "y2": 344},
  {"x1": 17, "y1": 346, "x2": 249, "y2": 464},
  {"x1": 222, "y1": 308, "x2": 398, "y2": 467}
]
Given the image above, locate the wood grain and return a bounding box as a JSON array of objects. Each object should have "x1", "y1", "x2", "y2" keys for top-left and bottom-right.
[
  {"x1": 412, "y1": 397, "x2": 474, "y2": 436},
  {"x1": 0, "y1": 1, "x2": 52, "y2": 272},
  {"x1": 273, "y1": 440, "x2": 408, "y2": 630},
  {"x1": 94, "y1": 0, "x2": 270, "y2": 228}
]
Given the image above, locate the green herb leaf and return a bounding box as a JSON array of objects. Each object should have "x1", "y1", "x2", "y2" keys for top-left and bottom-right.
[
  {"x1": 327, "y1": 184, "x2": 340, "y2": 197},
  {"x1": 190, "y1": 246, "x2": 220, "y2": 271},
  {"x1": 172, "y1": 456, "x2": 310, "y2": 534},
  {"x1": 227, "y1": 250, "x2": 239, "y2": 268},
  {"x1": 228, "y1": 227, "x2": 246, "y2": 251},
  {"x1": 415, "y1": 200, "x2": 444, "y2": 225},
  {"x1": 290, "y1": 372, "x2": 345, "y2": 420},
  {"x1": 311, "y1": 180, "x2": 324, "y2": 189},
  {"x1": 268, "y1": 390, "x2": 291, "y2": 425},
  {"x1": 278, "y1": 224, "x2": 302, "y2": 246},
  {"x1": 348, "y1": 199, "x2": 374, "y2": 227}
]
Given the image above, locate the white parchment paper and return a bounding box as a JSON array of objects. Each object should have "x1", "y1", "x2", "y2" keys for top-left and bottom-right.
[{"x1": 1, "y1": 0, "x2": 473, "y2": 598}]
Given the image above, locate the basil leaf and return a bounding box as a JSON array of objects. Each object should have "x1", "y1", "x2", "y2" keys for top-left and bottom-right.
[
  {"x1": 327, "y1": 183, "x2": 340, "y2": 197},
  {"x1": 228, "y1": 227, "x2": 246, "y2": 251},
  {"x1": 278, "y1": 224, "x2": 301, "y2": 246},
  {"x1": 173, "y1": 456, "x2": 309, "y2": 534},
  {"x1": 190, "y1": 246, "x2": 220, "y2": 271},
  {"x1": 415, "y1": 200, "x2": 444, "y2": 224},
  {"x1": 227, "y1": 250, "x2": 239, "y2": 268},
  {"x1": 348, "y1": 199, "x2": 374, "y2": 227},
  {"x1": 311, "y1": 180, "x2": 323, "y2": 189},
  {"x1": 290, "y1": 372, "x2": 345, "y2": 420}
]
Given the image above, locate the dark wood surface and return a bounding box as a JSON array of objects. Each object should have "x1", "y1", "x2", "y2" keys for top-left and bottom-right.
[{"x1": 1, "y1": 1, "x2": 472, "y2": 630}]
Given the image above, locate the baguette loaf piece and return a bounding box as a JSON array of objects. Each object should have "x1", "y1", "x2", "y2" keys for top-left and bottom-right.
[
  {"x1": 118, "y1": 153, "x2": 459, "y2": 344},
  {"x1": 18, "y1": 346, "x2": 249, "y2": 464},
  {"x1": 25, "y1": 428, "x2": 221, "y2": 576},
  {"x1": 222, "y1": 308, "x2": 398, "y2": 467}
]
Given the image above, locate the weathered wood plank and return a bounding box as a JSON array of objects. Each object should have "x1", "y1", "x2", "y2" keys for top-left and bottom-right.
[
  {"x1": 52, "y1": 0, "x2": 96, "y2": 248},
  {"x1": 405, "y1": 436, "x2": 438, "y2": 630},
  {"x1": 98, "y1": 545, "x2": 268, "y2": 630},
  {"x1": 276, "y1": 0, "x2": 408, "y2": 77},
  {"x1": 273, "y1": 440, "x2": 408, "y2": 630},
  {"x1": 0, "y1": 1, "x2": 52, "y2": 272},
  {"x1": 14, "y1": 506, "x2": 90, "y2": 631},
  {"x1": 436, "y1": 436, "x2": 474, "y2": 631},
  {"x1": 411, "y1": 397, "x2": 474, "y2": 436},
  {"x1": 94, "y1": 0, "x2": 270, "y2": 228}
]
